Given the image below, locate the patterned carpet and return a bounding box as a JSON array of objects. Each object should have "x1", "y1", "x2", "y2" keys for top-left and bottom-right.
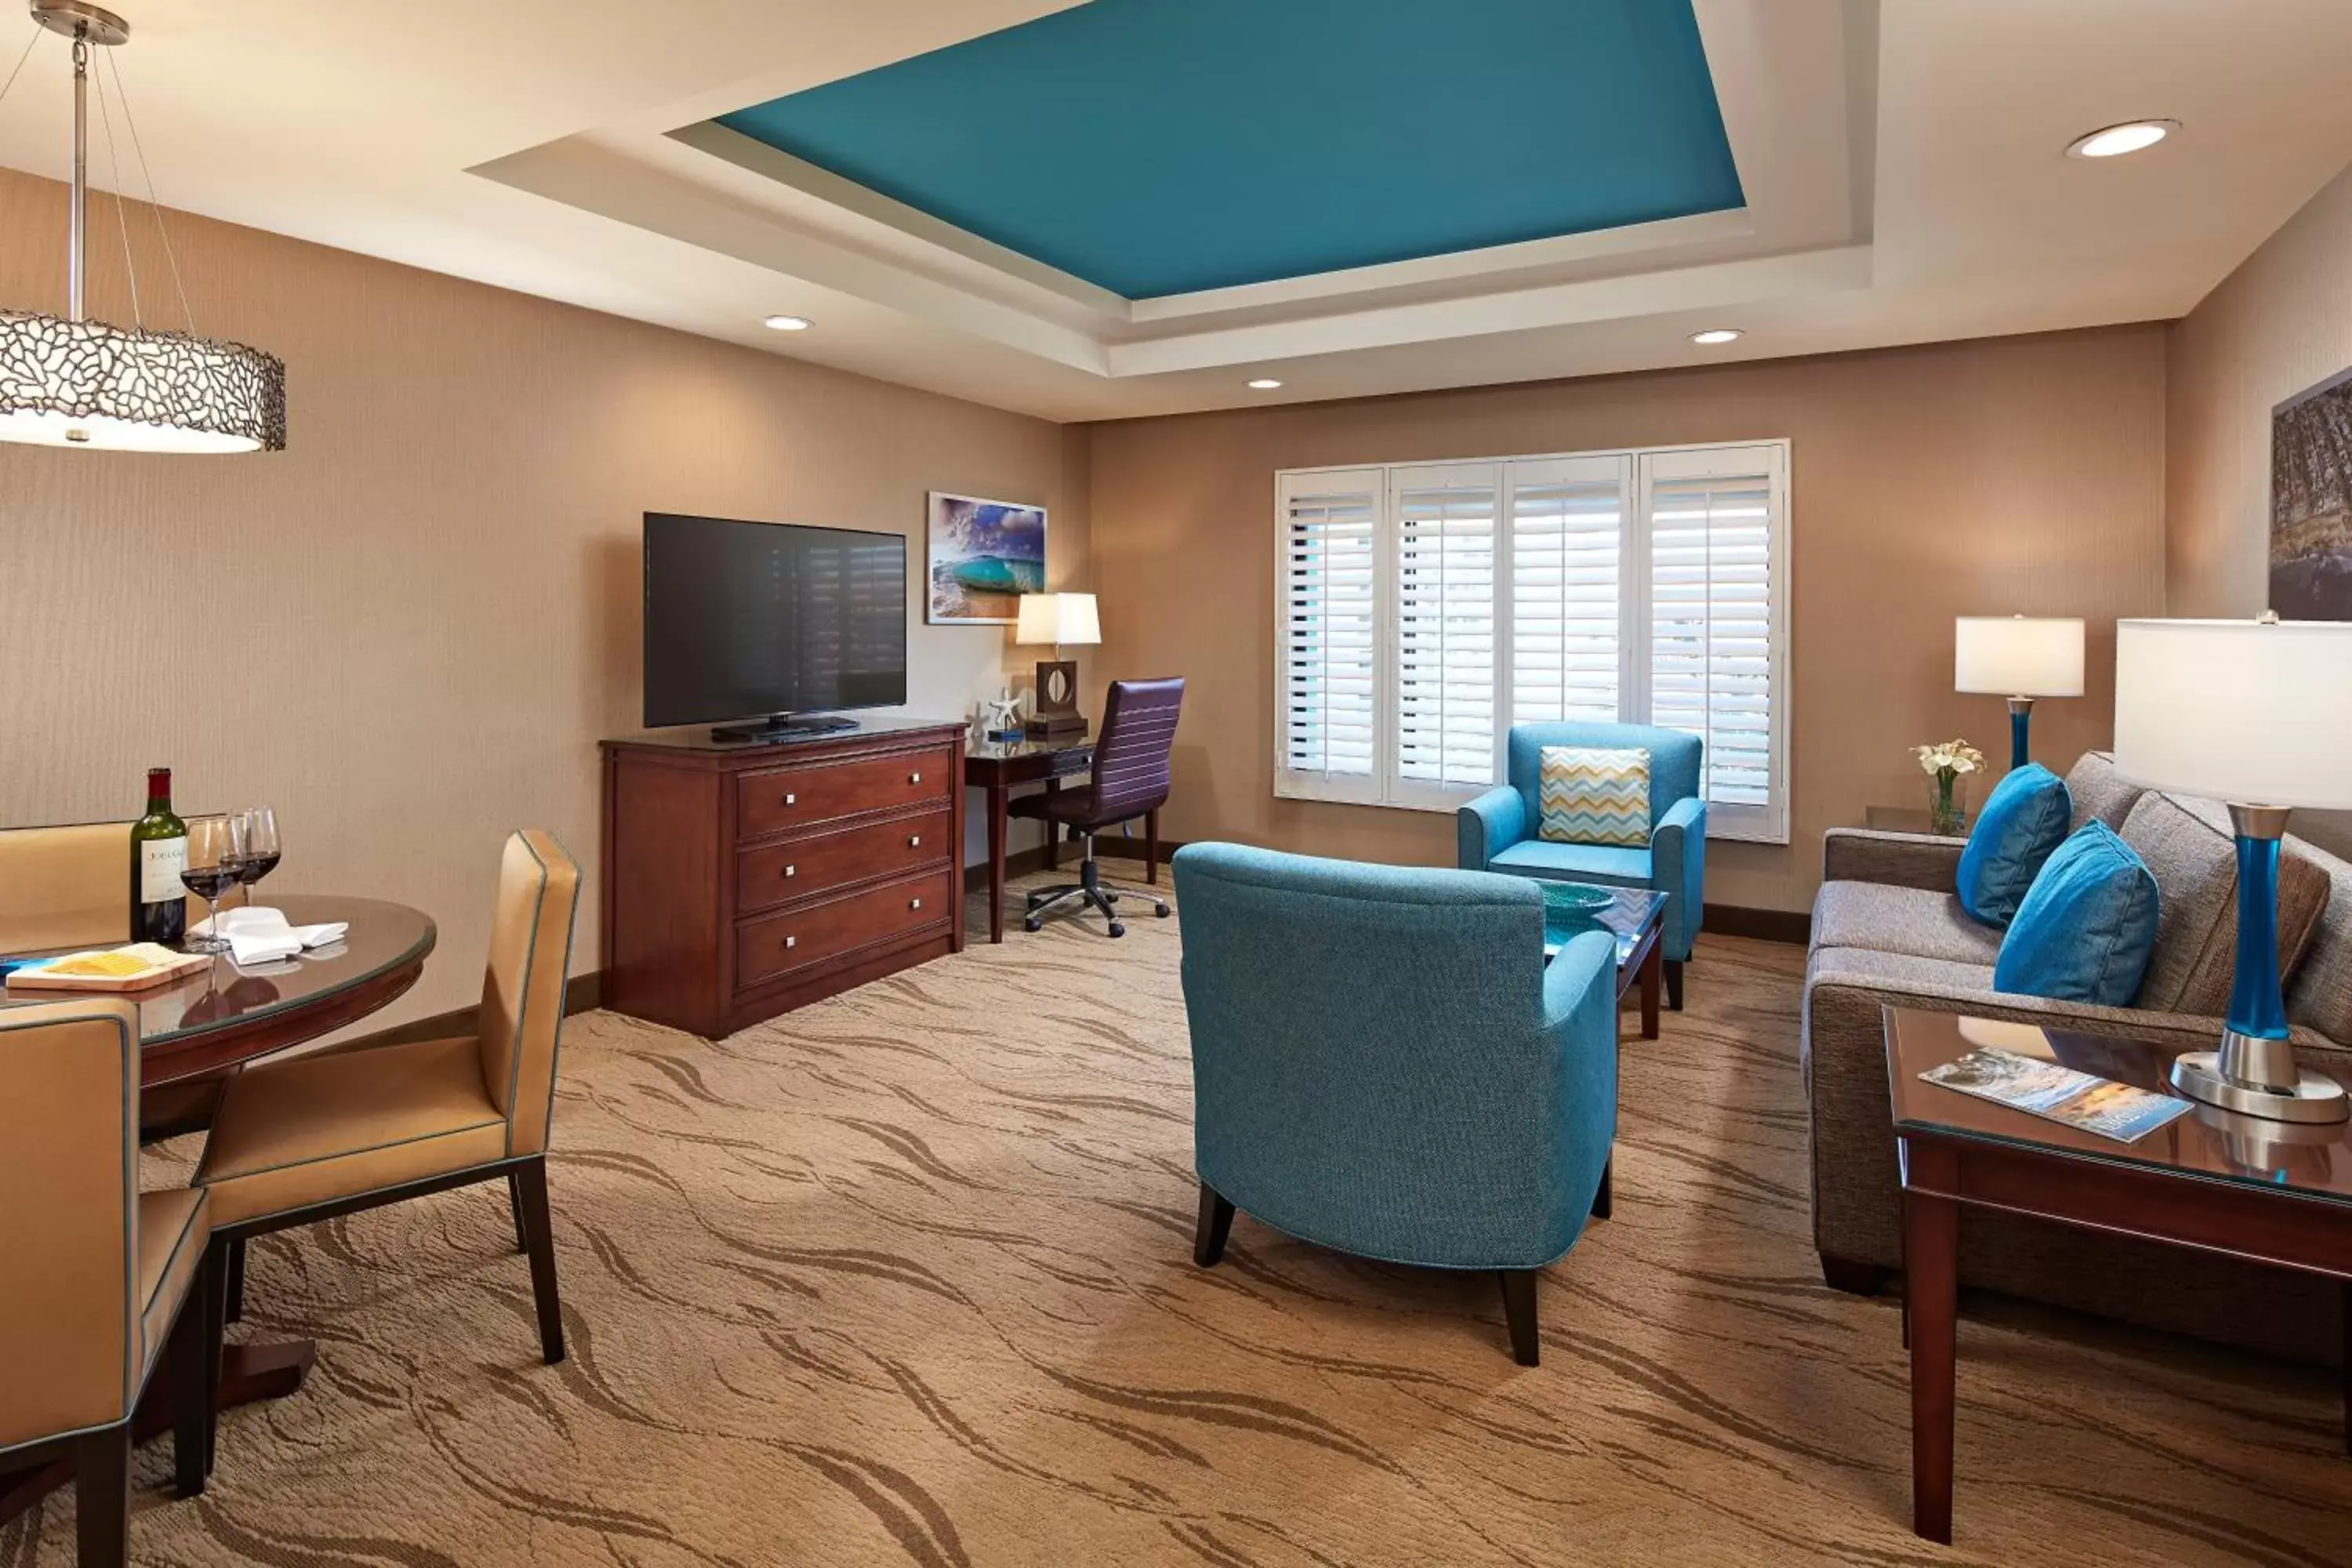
[{"x1": 6, "y1": 873, "x2": 2352, "y2": 1567}]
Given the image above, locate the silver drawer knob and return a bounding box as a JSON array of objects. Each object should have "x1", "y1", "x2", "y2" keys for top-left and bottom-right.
[
  {"x1": 783, "y1": 935, "x2": 797, "y2": 949},
  {"x1": 783, "y1": 792, "x2": 797, "y2": 806},
  {"x1": 909, "y1": 771, "x2": 923, "y2": 784},
  {"x1": 908, "y1": 834, "x2": 921, "y2": 848},
  {"x1": 909, "y1": 898, "x2": 922, "y2": 910},
  {"x1": 783, "y1": 865, "x2": 796, "y2": 878}
]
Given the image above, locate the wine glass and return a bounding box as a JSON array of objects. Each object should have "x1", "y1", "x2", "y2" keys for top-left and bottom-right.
[
  {"x1": 236, "y1": 806, "x2": 281, "y2": 907},
  {"x1": 181, "y1": 814, "x2": 245, "y2": 953}
]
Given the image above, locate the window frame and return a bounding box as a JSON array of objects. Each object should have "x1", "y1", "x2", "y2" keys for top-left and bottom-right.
[{"x1": 1271, "y1": 439, "x2": 1792, "y2": 844}]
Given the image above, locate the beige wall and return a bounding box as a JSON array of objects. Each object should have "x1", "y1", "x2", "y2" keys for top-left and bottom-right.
[
  {"x1": 0, "y1": 166, "x2": 1083, "y2": 1025},
  {"x1": 2166, "y1": 156, "x2": 2352, "y2": 855},
  {"x1": 1082, "y1": 328, "x2": 2170, "y2": 911},
  {"x1": 2168, "y1": 159, "x2": 2352, "y2": 619}
]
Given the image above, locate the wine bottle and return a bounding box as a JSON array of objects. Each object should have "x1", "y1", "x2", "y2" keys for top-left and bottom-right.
[{"x1": 130, "y1": 767, "x2": 189, "y2": 945}]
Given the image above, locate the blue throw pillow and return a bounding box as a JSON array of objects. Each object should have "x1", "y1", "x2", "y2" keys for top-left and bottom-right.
[
  {"x1": 1956, "y1": 763, "x2": 2073, "y2": 927},
  {"x1": 1993, "y1": 823, "x2": 2161, "y2": 1006}
]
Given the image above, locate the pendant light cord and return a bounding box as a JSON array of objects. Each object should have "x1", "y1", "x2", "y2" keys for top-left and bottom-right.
[
  {"x1": 0, "y1": 23, "x2": 36, "y2": 110},
  {"x1": 103, "y1": 42, "x2": 194, "y2": 335},
  {"x1": 89, "y1": 46, "x2": 140, "y2": 329}
]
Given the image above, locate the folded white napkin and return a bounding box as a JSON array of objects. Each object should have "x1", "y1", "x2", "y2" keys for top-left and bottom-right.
[{"x1": 189, "y1": 906, "x2": 350, "y2": 967}]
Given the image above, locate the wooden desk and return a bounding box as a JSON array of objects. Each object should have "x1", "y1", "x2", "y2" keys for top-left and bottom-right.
[
  {"x1": 965, "y1": 736, "x2": 1095, "y2": 943},
  {"x1": 1886, "y1": 1007, "x2": 2352, "y2": 1545}
]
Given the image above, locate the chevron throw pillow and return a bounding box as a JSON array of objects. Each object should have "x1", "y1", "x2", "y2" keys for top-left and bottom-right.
[{"x1": 1537, "y1": 746, "x2": 1652, "y2": 847}]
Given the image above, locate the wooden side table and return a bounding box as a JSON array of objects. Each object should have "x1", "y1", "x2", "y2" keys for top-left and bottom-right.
[
  {"x1": 1886, "y1": 1007, "x2": 2352, "y2": 1544},
  {"x1": 1863, "y1": 804, "x2": 1970, "y2": 835}
]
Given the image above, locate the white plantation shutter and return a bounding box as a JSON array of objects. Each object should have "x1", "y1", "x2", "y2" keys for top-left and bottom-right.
[
  {"x1": 1275, "y1": 470, "x2": 1383, "y2": 803},
  {"x1": 1508, "y1": 455, "x2": 1632, "y2": 725},
  {"x1": 1271, "y1": 441, "x2": 1788, "y2": 840},
  {"x1": 1639, "y1": 445, "x2": 1789, "y2": 842},
  {"x1": 1390, "y1": 464, "x2": 1500, "y2": 801}
]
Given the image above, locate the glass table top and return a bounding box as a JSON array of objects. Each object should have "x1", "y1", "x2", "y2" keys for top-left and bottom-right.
[
  {"x1": 1537, "y1": 881, "x2": 1667, "y2": 968},
  {"x1": 966, "y1": 734, "x2": 1093, "y2": 763},
  {"x1": 1886, "y1": 1008, "x2": 2352, "y2": 1206},
  {"x1": 1, "y1": 895, "x2": 437, "y2": 1048}
]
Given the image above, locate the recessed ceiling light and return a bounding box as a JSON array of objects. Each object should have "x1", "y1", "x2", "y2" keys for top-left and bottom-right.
[
  {"x1": 762, "y1": 314, "x2": 813, "y2": 332},
  {"x1": 1690, "y1": 328, "x2": 1743, "y2": 346},
  {"x1": 1247, "y1": 377, "x2": 1283, "y2": 390},
  {"x1": 2066, "y1": 120, "x2": 2177, "y2": 159}
]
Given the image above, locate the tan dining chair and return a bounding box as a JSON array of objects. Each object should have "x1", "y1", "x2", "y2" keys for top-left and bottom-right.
[
  {"x1": 0, "y1": 818, "x2": 241, "y2": 1142},
  {"x1": 191, "y1": 829, "x2": 581, "y2": 1409},
  {"x1": 0, "y1": 999, "x2": 216, "y2": 1566}
]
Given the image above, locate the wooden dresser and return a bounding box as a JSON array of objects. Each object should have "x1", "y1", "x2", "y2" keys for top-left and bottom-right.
[{"x1": 599, "y1": 718, "x2": 967, "y2": 1038}]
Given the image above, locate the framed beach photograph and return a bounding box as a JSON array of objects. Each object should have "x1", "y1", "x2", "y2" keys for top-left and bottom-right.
[
  {"x1": 926, "y1": 492, "x2": 1047, "y2": 624},
  {"x1": 2271, "y1": 365, "x2": 2352, "y2": 619}
]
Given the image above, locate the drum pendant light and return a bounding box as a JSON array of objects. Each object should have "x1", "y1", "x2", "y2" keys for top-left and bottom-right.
[{"x1": 0, "y1": 1, "x2": 285, "y2": 452}]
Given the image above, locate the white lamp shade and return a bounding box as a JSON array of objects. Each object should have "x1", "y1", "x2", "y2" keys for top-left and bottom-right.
[
  {"x1": 2114, "y1": 619, "x2": 2352, "y2": 810},
  {"x1": 1954, "y1": 615, "x2": 2085, "y2": 697},
  {"x1": 1014, "y1": 591, "x2": 1100, "y2": 647}
]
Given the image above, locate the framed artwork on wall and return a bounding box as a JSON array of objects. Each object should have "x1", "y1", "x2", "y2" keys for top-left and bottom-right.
[
  {"x1": 2272, "y1": 365, "x2": 2352, "y2": 619},
  {"x1": 926, "y1": 492, "x2": 1047, "y2": 624}
]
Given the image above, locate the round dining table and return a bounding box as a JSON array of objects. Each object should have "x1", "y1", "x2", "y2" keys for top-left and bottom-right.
[{"x1": 0, "y1": 894, "x2": 437, "y2": 1526}]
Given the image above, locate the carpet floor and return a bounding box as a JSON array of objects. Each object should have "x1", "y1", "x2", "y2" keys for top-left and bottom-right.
[{"x1": 6, "y1": 875, "x2": 2352, "y2": 1566}]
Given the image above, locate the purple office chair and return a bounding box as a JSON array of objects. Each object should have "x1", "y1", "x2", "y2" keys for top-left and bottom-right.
[{"x1": 1010, "y1": 677, "x2": 1185, "y2": 937}]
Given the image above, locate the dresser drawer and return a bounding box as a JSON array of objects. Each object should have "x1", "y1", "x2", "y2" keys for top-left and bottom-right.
[
  {"x1": 737, "y1": 751, "x2": 949, "y2": 840},
  {"x1": 736, "y1": 808, "x2": 949, "y2": 915},
  {"x1": 735, "y1": 870, "x2": 950, "y2": 989}
]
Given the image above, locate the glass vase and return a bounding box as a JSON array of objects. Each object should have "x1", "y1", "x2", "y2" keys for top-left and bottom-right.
[{"x1": 1926, "y1": 770, "x2": 1969, "y2": 836}]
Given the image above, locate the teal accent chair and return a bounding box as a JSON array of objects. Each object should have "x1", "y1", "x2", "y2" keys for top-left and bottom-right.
[
  {"x1": 1458, "y1": 722, "x2": 1705, "y2": 1008},
  {"x1": 1172, "y1": 843, "x2": 1619, "y2": 1365}
]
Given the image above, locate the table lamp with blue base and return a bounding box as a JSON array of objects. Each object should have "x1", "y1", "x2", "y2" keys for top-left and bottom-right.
[
  {"x1": 2115, "y1": 615, "x2": 2352, "y2": 1124},
  {"x1": 1956, "y1": 615, "x2": 2085, "y2": 770}
]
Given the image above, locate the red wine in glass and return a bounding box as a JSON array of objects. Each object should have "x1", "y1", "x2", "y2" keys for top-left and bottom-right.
[
  {"x1": 238, "y1": 806, "x2": 281, "y2": 897},
  {"x1": 180, "y1": 864, "x2": 241, "y2": 900}
]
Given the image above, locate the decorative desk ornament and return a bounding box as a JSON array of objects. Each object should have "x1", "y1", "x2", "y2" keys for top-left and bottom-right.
[
  {"x1": 1955, "y1": 615, "x2": 2084, "y2": 768},
  {"x1": 981, "y1": 689, "x2": 1024, "y2": 743},
  {"x1": 0, "y1": 2, "x2": 286, "y2": 452},
  {"x1": 1015, "y1": 591, "x2": 1099, "y2": 739},
  {"x1": 2114, "y1": 613, "x2": 2352, "y2": 1123},
  {"x1": 1912, "y1": 739, "x2": 1986, "y2": 836}
]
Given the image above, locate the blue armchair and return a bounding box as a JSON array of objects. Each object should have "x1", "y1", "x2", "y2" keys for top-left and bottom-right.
[
  {"x1": 1457, "y1": 722, "x2": 1705, "y2": 1007},
  {"x1": 1171, "y1": 843, "x2": 1619, "y2": 1365}
]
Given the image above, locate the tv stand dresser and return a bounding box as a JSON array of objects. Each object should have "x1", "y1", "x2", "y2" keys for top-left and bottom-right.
[{"x1": 599, "y1": 717, "x2": 967, "y2": 1038}]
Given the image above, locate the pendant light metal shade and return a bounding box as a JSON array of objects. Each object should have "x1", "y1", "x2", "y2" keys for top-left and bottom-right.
[
  {"x1": 0, "y1": 311, "x2": 285, "y2": 450},
  {"x1": 0, "y1": 0, "x2": 285, "y2": 453}
]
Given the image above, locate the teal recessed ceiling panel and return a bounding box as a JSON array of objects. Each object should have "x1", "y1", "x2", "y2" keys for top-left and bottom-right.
[{"x1": 715, "y1": 0, "x2": 1743, "y2": 300}]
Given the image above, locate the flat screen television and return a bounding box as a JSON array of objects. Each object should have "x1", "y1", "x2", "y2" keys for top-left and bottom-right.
[{"x1": 643, "y1": 513, "x2": 908, "y2": 740}]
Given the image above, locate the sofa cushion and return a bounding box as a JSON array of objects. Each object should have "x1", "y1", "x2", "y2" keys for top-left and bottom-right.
[
  {"x1": 1811, "y1": 881, "x2": 2005, "y2": 967},
  {"x1": 1807, "y1": 942, "x2": 1996, "y2": 996},
  {"x1": 1489, "y1": 839, "x2": 1650, "y2": 886},
  {"x1": 1994, "y1": 823, "x2": 2160, "y2": 1006},
  {"x1": 2119, "y1": 791, "x2": 2330, "y2": 1015},
  {"x1": 1537, "y1": 746, "x2": 1650, "y2": 847},
  {"x1": 2288, "y1": 846, "x2": 2352, "y2": 1043},
  {"x1": 2065, "y1": 750, "x2": 2146, "y2": 832},
  {"x1": 1956, "y1": 764, "x2": 2072, "y2": 927}
]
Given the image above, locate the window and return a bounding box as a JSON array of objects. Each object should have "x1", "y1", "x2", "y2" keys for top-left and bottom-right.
[{"x1": 1273, "y1": 441, "x2": 1790, "y2": 843}]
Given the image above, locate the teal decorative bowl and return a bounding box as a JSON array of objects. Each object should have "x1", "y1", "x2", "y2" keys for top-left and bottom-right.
[{"x1": 1539, "y1": 882, "x2": 1613, "y2": 916}]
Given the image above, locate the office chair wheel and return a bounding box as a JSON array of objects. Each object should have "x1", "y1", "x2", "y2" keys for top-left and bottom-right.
[
  {"x1": 1108, "y1": 921, "x2": 1126, "y2": 938},
  {"x1": 1155, "y1": 904, "x2": 1171, "y2": 918},
  {"x1": 1023, "y1": 916, "x2": 1043, "y2": 934}
]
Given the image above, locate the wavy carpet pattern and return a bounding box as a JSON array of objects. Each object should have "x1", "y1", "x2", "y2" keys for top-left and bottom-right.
[{"x1": 6, "y1": 876, "x2": 2352, "y2": 1566}]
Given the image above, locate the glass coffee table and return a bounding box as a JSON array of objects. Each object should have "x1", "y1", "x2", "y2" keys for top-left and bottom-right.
[{"x1": 1537, "y1": 881, "x2": 1668, "y2": 1040}]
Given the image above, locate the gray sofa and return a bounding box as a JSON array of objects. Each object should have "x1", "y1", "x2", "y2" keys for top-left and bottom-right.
[{"x1": 1804, "y1": 752, "x2": 2352, "y2": 1364}]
